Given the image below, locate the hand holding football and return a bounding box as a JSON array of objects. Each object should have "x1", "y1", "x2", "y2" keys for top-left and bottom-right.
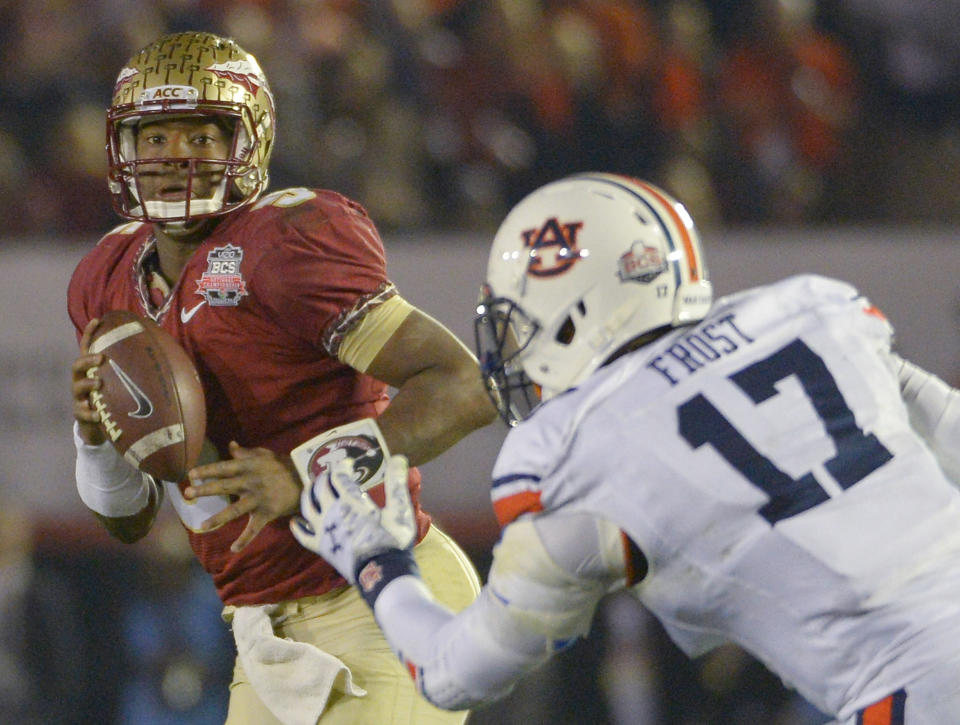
[{"x1": 88, "y1": 310, "x2": 206, "y2": 482}]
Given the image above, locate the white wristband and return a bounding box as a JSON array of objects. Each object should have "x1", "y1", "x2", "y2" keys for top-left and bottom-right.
[
  {"x1": 73, "y1": 422, "x2": 152, "y2": 517},
  {"x1": 290, "y1": 418, "x2": 390, "y2": 491}
]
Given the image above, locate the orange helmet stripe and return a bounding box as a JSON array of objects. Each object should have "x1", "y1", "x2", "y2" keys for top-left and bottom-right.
[{"x1": 634, "y1": 180, "x2": 701, "y2": 282}]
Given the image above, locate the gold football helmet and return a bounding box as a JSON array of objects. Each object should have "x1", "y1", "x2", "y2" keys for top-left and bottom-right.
[{"x1": 106, "y1": 32, "x2": 276, "y2": 223}]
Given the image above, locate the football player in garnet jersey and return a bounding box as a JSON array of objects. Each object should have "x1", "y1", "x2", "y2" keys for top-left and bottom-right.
[
  {"x1": 294, "y1": 174, "x2": 960, "y2": 724},
  {"x1": 67, "y1": 32, "x2": 494, "y2": 725}
]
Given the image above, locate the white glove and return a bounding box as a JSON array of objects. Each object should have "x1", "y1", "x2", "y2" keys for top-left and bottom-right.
[{"x1": 291, "y1": 454, "x2": 417, "y2": 586}]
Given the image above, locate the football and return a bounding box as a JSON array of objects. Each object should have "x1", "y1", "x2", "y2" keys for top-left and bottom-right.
[{"x1": 88, "y1": 310, "x2": 206, "y2": 482}]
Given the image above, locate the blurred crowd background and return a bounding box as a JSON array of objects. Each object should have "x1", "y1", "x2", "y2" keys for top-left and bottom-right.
[
  {"x1": 2, "y1": 0, "x2": 959, "y2": 724},
  {"x1": 3, "y1": 0, "x2": 960, "y2": 241}
]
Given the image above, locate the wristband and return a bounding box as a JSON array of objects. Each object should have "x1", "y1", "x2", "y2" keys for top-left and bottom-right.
[
  {"x1": 354, "y1": 548, "x2": 421, "y2": 609},
  {"x1": 290, "y1": 417, "x2": 389, "y2": 492},
  {"x1": 73, "y1": 421, "x2": 152, "y2": 517}
]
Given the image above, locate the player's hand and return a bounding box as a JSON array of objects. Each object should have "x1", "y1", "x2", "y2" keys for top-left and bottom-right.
[
  {"x1": 71, "y1": 318, "x2": 106, "y2": 446},
  {"x1": 184, "y1": 441, "x2": 302, "y2": 552},
  {"x1": 291, "y1": 454, "x2": 416, "y2": 584}
]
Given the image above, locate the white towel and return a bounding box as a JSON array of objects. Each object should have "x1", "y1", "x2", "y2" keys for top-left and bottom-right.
[{"x1": 230, "y1": 604, "x2": 366, "y2": 725}]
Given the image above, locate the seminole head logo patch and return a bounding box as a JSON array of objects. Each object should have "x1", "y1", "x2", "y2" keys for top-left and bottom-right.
[{"x1": 307, "y1": 435, "x2": 385, "y2": 488}]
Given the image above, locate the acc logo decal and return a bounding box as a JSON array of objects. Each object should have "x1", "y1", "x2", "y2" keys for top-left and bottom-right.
[
  {"x1": 618, "y1": 241, "x2": 668, "y2": 284},
  {"x1": 195, "y1": 244, "x2": 248, "y2": 306},
  {"x1": 307, "y1": 435, "x2": 385, "y2": 488},
  {"x1": 522, "y1": 218, "x2": 585, "y2": 277},
  {"x1": 138, "y1": 85, "x2": 200, "y2": 104}
]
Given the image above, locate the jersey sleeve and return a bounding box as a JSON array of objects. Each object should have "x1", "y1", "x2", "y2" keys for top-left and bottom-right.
[
  {"x1": 489, "y1": 398, "x2": 579, "y2": 526},
  {"x1": 252, "y1": 194, "x2": 395, "y2": 355},
  {"x1": 66, "y1": 222, "x2": 147, "y2": 342},
  {"x1": 371, "y1": 513, "x2": 623, "y2": 710},
  {"x1": 66, "y1": 241, "x2": 111, "y2": 340},
  {"x1": 66, "y1": 263, "x2": 92, "y2": 342}
]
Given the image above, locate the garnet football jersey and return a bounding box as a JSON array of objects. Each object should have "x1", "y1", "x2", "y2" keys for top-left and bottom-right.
[{"x1": 68, "y1": 187, "x2": 431, "y2": 605}]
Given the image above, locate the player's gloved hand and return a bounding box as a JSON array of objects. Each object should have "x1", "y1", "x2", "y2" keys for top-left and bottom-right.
[{"x1": 291, "y1": 454, "x2": 417, "y2": 585}]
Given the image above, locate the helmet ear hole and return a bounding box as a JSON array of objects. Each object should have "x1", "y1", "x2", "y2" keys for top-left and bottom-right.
[{"x1": 555, "y1": 301, "x2": 586, "y2": 345}]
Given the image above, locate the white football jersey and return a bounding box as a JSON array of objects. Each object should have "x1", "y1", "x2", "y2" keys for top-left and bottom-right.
[{"x1": 491, "y1": 274, "x2": 960, "y2": 719}]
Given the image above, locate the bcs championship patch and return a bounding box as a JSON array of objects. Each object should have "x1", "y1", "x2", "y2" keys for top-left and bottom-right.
[{"x1": 195, "y1": 243, "x2": 248, "y2": 306}]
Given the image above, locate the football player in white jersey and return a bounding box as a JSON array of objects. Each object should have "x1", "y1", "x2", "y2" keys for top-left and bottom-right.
[{"x1": 292, "y1": 174, "x2": 960, "y2": 724}]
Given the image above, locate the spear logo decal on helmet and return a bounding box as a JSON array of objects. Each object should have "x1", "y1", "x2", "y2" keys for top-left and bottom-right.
[
  {"x1": 113, "y1": 67, "x2": 139, "y2": 95},
  {"x1": 206, "y1": 61, "x2": 266, "y2": 95}
]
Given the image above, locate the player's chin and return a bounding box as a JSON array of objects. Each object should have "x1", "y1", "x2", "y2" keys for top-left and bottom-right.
[{"x1": 160, "y1": 215, "x2": 218, "y2": 238}]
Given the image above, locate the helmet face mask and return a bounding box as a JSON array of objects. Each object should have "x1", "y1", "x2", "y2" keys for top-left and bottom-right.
[
  {"x1": 476, "y1": 173, "x2": 713, "y2": 425},
  {"x1": 474, "y1": 291, "x2": 542, "y2": 426},
  {"x1": 106, "y1": 32, "x2": 275, "y2": 224}
]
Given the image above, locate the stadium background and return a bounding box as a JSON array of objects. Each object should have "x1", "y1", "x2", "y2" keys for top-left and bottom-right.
[{"x1": 1, "y1": 1, "x2": 958, "y2": 723}]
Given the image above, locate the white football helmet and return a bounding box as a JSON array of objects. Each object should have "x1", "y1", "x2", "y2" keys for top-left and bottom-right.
[{"x1": 475, "y1": 173, "x2": 713, "y2": 425}]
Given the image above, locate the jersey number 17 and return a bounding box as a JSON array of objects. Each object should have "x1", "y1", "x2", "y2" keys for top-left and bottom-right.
[{"x1": 677, "y1": 338, "x2": 893, "y2": 524}]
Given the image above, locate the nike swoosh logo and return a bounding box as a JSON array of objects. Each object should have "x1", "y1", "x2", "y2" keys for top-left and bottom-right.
[
  {"x1": 109, "y1": 359, "x2": 154, "y2": 419},
  {"x1": 180, "y1": 301, "x2": 207, "y2": 323}
]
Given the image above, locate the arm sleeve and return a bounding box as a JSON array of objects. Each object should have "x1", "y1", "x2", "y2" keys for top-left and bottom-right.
[
  {"x1": 895, "y1": 354, "x2": 960, "y2": 484},
  {"x1": 372, "y1": 513, "x2": 625, "y2": 710},
  {"x1": 73, "y1": 422, "x2": 156, "y2": 516}
]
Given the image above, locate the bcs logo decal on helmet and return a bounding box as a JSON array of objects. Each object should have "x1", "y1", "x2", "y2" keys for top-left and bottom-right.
[
  {"x1": 206, "y1": 60, "x2": 266, "y2": 95},
  {"x1": 194, "y1": 244, "x2": 249, "y2": 306},
  {"x1": 618, "y1": 241, "x2": 668, "y2": 284},
  {"x1": 522, "y1": 218, "x2": 585, "y2": 277}
]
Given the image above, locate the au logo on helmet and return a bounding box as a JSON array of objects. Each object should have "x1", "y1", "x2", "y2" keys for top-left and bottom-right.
[{"x1": 522, "y1": 218, "x2": 585, "y2": 277}]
